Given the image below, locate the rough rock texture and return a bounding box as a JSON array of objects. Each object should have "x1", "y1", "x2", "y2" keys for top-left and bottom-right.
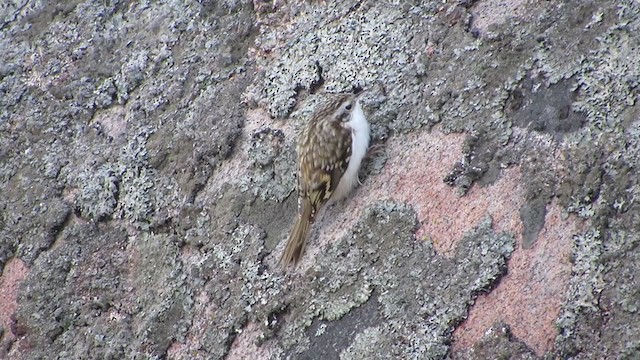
[{"x1": 1, "y1": 0, "x2": 639, "y2": 359}]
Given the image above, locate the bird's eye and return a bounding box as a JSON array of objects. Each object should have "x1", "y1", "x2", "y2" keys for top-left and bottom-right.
[{"x1": 345, "y1": 103, "x2": 352, "y2": 110}]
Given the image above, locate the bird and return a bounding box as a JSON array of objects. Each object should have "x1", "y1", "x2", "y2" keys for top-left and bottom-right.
[{"x1": 279, "y1": 92, "x2": 370, "y2": 268}]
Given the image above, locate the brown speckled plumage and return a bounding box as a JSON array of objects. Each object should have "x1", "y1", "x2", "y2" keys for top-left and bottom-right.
[{"x1": 279, "y1": 94, "x2": 364, "y2": 268}]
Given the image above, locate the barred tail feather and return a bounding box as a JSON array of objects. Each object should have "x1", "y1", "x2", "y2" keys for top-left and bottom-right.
[{"x1": 280, "y1": 202, "x2": 313, "y2": 268}]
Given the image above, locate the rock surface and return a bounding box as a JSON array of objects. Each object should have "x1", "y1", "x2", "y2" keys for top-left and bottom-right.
[{"x1": 1, "y1": 0, "x2": 639, "y2": 359}]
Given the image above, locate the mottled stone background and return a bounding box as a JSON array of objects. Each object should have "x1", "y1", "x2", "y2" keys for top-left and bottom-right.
[{"x1": 1, "y1": 0, "x2": 639, "y2": 359}]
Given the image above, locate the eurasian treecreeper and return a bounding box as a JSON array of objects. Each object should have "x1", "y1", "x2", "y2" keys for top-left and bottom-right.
[{"x1": 279, "y1": 92, "x2": 370, "y2": 268}]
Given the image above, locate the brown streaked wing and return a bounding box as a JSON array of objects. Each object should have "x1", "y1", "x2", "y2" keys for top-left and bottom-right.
[{"x1": 300, "y1": 124, "x2": 351, "y2": 195}]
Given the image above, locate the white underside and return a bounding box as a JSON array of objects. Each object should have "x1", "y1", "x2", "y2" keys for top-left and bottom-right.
[{"x1": 330, "y1": 99, "x2": 370, "y2": 202}]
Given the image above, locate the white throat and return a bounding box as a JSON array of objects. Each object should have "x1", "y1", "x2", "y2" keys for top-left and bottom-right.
[{"x1": 331, "y1": 99, "x2": 370, "y2": 202}]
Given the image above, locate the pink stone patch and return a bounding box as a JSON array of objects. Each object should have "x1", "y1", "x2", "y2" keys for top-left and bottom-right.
[
  {"x1": 304, "y1": 130, "x2": 524, "y2": 260},
  {"x1": 227, "y1": 322, "x2": 274, "y2": 360},
  {"x1": 0, "y1": 258, "x2": 29, "y2": 341},
  {"x1": 453, "y1": 200, "x2": 580, "y2": 356}
]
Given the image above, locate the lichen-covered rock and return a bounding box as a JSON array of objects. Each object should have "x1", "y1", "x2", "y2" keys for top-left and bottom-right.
[{"x1": 1, "y1": 0, "x2": 639, "y2": 359}]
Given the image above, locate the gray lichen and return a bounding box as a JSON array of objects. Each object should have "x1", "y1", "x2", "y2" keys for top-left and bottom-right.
[
  {"x1": 75, "y1": 164, "x2": 120, "y2": 220},
  {"x1": 454, "y1": 322, "x2": 537, "y2": 360},
  {"x1": 244, "y1": 127, "x2": 297, "y2": 202},
  {"x1": 251, "y1": 2, "x2": 444, "y2": 134}
]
